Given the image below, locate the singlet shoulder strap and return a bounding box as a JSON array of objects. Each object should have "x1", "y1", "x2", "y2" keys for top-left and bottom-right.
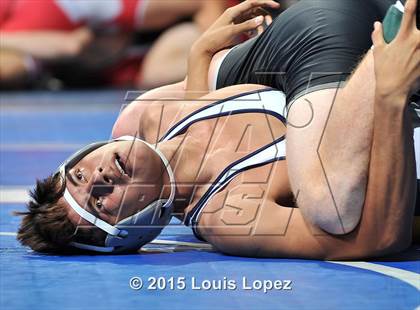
[
  {"x1": 159, "y1": 88, "x2": 286, "y2": 142},
  {"x1": 158, "y1": 89, "x2": 289, "y2": 241},
  {"x1": 185, "y1": 135, "x2": 286, "y2": 231}
]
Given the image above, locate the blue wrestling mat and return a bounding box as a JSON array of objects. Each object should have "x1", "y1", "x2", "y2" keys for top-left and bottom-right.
[{"x1": 1, "y1": 91, "x2": 419, "y2": 310}]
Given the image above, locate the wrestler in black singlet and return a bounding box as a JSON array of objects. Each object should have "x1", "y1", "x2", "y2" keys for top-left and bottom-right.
[
  {"x1": 217, "y1": 0, "x2": 394, "y2": 103},
  {"x1": 218, "y1": 0, "x2": 420, "y2": 229}
]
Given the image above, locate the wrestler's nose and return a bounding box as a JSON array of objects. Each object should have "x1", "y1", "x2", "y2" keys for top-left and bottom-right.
[{"x1": 88, "y1": 167, "x2": 114, "y2": 196}]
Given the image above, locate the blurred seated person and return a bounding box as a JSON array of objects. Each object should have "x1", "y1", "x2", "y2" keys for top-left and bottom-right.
[
  {"x1": 0, "y1": 0, "x2": 233, "y2": 88},
  {"x1": 138, "y1": 0, "x2": 300, "y2": 88}
]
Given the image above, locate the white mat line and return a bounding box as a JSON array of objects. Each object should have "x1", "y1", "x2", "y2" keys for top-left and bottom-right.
[
  {"x1": 0, "y1": 187, "x2": 31, "y2": 203},
  {"x1": 0, "y1": 232, "x2": 17, "y2": 236},
  {"x1": 0, "y1": 231, "x2": 417, "y2": 288},
  {"x1": 328, "y1": 261, "x2": 420, "y2": 290},
  {"x1": 0, "y1": 232, "x2": 213, "y2": 251},
  {"x1": 0, "y1": 232, "x2": 212, "y2": 248},
  {"x1": 150, "y1": 239, "x2": 213, "y2": 249},
  {"x1": 0, "y1": 143, "x2": 86, "y2": 151}
]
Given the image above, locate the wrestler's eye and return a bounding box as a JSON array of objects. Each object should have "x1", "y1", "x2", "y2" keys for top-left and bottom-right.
[{"x1": 75, "y1": 169, "x2": 86, "y2": 182}]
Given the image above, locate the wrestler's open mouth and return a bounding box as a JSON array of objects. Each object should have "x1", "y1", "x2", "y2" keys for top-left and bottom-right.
[{"x1": 115, "y1": 153, "x2": 128, "y2": 177}]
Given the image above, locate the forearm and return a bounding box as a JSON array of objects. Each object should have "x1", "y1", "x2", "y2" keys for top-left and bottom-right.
[
  {"x1": 185, "y1": 46, "x2": 212, "y2": 99},
  {"x1": 356, "y1": 7, "x2": 419, "y2": 254},
  {"x1": 359, "y1": 94, "x2": 416, "y2": 253},
  {"x1": 183, "y1": 0, "x2": 276, "y2": 99},
  {"x1": 0, "y1": 31, "x2": 89, "y2": 59}
]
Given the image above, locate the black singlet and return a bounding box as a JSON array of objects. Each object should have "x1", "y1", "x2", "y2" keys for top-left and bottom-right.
[{"x1": 216, "y1": 0, "x2": 394, "y2": 103}]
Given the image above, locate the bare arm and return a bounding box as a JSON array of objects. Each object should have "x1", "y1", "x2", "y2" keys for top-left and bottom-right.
[
  {"x1": 201, "y1": 0, "x2": 420, "y2": 259},
  {"x1": 198, "y1": 185, "x2": 364, "y2": 259},
  {"x1": 355, "y1": 12, "x2": 419, "y2": 253},
  {"x1": 0, "y1": 28, "x2": 92, "y2": 59},
  {"x1": 184, "y1": 0, "x2": 279, "y2": 99},
  {"x1": 185, "y1": 46, "x2": 213, "y2": 100},
  {"x1": 286, "y1": 0, "x2": 419, "y2": 235},
  {"x1": 203, "y1": 89, "x2": 416, "y2": 259}
]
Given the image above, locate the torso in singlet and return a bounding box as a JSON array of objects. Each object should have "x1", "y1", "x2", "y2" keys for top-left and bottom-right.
[{"x1": 143, "y1": 88, "x2": 291, "y2": 239}]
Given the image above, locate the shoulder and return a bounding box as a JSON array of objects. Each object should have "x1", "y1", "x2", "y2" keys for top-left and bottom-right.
[{"x1": 142, "y1": 100, "x2": 187, "y2": 142}]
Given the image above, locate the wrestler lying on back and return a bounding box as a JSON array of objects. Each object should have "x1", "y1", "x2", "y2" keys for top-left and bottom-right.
[{"x1": 16, "y1": 0, "x2": 420, "y2": 259}]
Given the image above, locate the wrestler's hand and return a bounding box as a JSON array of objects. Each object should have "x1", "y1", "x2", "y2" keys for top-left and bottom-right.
[
  {"x1": 371, "y1": 0, "x2": 420, "y2": 102},
  {"x1": 192, "y1": 0, "x2": 280, "y2": 57}
]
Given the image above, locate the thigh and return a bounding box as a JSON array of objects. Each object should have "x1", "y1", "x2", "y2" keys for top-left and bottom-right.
[
  {"x1": 286, "y1": 86, "x2": 372, "y2": 233},
  {"x1": 286, "y1": 88, "x2": 339, "y2": 188},
  {"x1": 140, "y1": 23, "x2": 201, "y2": 89},
  {"x1": 141, "y1": 0, "x2": 202, "y2": 30},
  {"x1": 285, "y1": 49, "x2": 378, "y2": 234}
]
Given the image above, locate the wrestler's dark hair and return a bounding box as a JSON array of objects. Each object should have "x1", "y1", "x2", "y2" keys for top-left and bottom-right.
[
  {"x1": 14, "y1": 174, "x2": 75, "y2": 253},
  {"x1": 15, "y1": 174, "x2": 105, "y2": 254}
]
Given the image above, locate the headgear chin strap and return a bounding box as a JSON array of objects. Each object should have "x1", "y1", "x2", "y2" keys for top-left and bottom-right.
[{"x1": 57, "y1": 136, "x2": 175, "y2": 253}]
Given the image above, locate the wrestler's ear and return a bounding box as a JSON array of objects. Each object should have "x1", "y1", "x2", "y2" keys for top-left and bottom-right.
[{"x1": 372, "y1": 22, "x2": 385, "y2": 47}]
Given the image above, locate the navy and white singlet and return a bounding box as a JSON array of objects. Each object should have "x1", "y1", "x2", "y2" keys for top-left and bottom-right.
[
  {"x1": 159, "y1": 89, "x2": 288, "y2": 240},
  {"x1": 158, "y1": 89, "x2": 420, "y2": 239}
]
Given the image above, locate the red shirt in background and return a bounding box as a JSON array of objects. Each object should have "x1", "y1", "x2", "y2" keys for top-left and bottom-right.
[{"x1": 0, "y1": 0, "x2": 144, "y2": 32}]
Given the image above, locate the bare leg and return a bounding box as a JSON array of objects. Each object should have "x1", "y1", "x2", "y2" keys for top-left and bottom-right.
[
  {"x1": 141, "y1": 0, "x2": 203, "y2": 30},
  {"x1": 287, "y1": 50, "x2": 417, "y2": 258},
  {"x1": 138, "y1": 23, "x2": 201, "y2": 89},
  {"x1": 287, "y1": 51, "x2": 377, "y2": 234}
]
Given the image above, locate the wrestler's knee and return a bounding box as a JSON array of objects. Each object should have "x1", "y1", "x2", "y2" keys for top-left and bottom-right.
[{"x1": 296, "y1": 187, "x2": 363, "y2": 236}]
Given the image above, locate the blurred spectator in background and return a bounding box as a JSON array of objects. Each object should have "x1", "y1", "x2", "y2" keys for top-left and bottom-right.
[
  {"x1": 139, "y1": 0, "x2": 299, "y2": 88},
  {"x1": 137, "y1": 0, "x2": 231, "y2": 88},
  {"x1": 0, "y1": 0, "x2": 298, "y2": 90},
  {"x1": 0, "y1": 0, "x2": 236, "y2": 89}
]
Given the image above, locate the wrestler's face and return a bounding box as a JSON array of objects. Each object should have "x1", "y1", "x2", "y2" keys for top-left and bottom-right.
[{"x1": 64, "y1": 141, "x2": 163, "y2": 227}]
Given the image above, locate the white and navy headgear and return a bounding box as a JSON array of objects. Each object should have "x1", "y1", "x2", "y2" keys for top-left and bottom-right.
[{"x1": 56, "y1": 136, "x2": 175, "y2": 253}]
